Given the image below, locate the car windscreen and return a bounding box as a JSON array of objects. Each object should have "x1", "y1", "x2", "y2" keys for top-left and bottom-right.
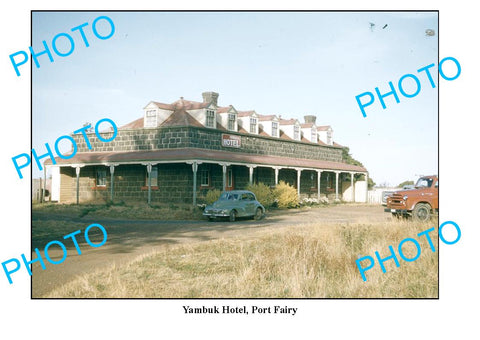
[{"x1": 415, "y1": 178, "x2": 433, "y2": 188}]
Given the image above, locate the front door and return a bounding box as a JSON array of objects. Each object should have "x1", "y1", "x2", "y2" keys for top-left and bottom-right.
[{"x1": 225, "y1": 167, "x2": 234, "y2": 191}]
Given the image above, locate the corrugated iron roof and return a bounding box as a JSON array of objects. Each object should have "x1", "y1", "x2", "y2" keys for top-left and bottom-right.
[{"x1": 45, "y1": 148, "x2": 366, "y2": 172}]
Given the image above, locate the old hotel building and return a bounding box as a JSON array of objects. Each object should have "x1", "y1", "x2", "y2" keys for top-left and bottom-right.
[{"x1": 47, "y1": 92, "x2": 368, "y2": 205}]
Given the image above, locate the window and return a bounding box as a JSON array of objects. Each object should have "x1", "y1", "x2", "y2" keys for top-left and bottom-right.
[
  {"x1": 228, "y1": 113, "x2": 236, "y2": 131},
  {"x1": 272, "y1": 122, "x2": 278, "y2": 137},
  {"x1": 310, "y1": 173, "x2": 317, "y2": 189},
  {"x1": 145, "y1": 109, "x2": 157, "y2": 127},
  {"x1": 294, "y1": 125, "x2": 300, "y2": 140},
  {"x1": 241, "y1": 193, "x2": 254, "y2": 201},
  {"x1": 415, "y1": 177, "x2": 433, "y2": 188},
  {"x1": 146, "y1": 166, "x2": 158, "y2": 187},
  {"x1": 96, "y1": 168, "x2": 106, "y2": 186},
  {"x1": 311, "y1": 128, "x2": 317, "y2": 143},
  {"x1": 200, "y1": 169, "x2": 210, "y2": 187},
  {"x1": 249, "y1": 117, "x2": 257, "y2": 133},
  {"x1": 327, "y1": 130, "x2": 332, "y2": 145},
  {"x1": 206, "y1": 110, "x2": 215, "y2": 128}
]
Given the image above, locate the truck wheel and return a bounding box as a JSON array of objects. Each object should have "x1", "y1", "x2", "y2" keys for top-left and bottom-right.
[{"x1": 413, "y1": 203, "x2": 431, "y2": 222}]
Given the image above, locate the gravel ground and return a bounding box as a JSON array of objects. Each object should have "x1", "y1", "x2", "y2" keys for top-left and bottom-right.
[{"x1": 31, "y1": 204, "x2": 391, "y2": 297}]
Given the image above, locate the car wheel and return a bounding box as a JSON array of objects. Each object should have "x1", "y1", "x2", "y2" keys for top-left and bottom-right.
[
  {"x1": 413, "y1": 203, "x2": 431, "y2": 222},
  {"x1": 229, "y1": 210, "x2": 237, "y2": 222},
  {"x1": 254, "y1": 207, "x2": 263, "y2": 220}
]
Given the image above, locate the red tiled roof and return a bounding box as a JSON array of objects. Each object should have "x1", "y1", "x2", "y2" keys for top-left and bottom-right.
[
  {"x1": 317, "y1": 138, "x2": 328, "y2": 146},
  {"x1": 172, "y1": 99, "x2": 211, "y2": 110},
  {"x1": 301, "y1": 136, "x2": 311, "y2": 143},
  {"x1": 46, "y1": 148, "x2": 366, "y2": 172},
  {"x1": 237, "y1": 110, "x2": 256, "y2": 117},
  {"x1": 279, "y1": 130, "x2": 293, "y2": 140},
  {"x1": 151, "y1": 98, "x2": 211, "y2": 111},
  {"x1": 317, "y1": 125, "x2": 331, "y2": 131},
  {"x1": 258, "y1": 126, "x2": 269, "y2": 137},
  {"x1": 216, "y1": 105, "x2": 234, "y2": 114},
  {"x1": 151, "y1": 101, "x2": 174, "y2": 110},
  {"x1": 119, "y1": 117, "x2": 144, "y2": 130},
  {"x1": 279, "y1": 119, "x2": 298, "y2": 125},
  {"x1": 257, "y1": 114, "x2": 278, "y2": 121},
  {"x1": 160, "y1": 107, "x2": 204, "y2": 128},
  {"x1": 238, "y1": 126, "x2": 249, "y2": 134},
  {"x1": 300, "y1": 123, "x2": 315, "y2": 128}
]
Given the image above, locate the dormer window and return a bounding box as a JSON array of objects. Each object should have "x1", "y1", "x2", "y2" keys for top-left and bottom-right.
[
  {"x1": 228, "y1": 113, "x2": 236, "y2": 131},
  {"x1": 311, "y1": 127, "x2": 317, "y2": 143},
  {"x1": 206, "y1": 109, "x2": 215, "y2": 128},
  {"x1": 250, "y1": 117, "x2": 258, "y2": 134},
  {"x1": 145, "y1": 109, "x2": 157, "y2": 127},
  {"x1": 294, "y1": 125, "x2": 300, "y2": 140},
  {"x1": 272, "y1": 122, "x2": 278, "y2": 137},
  {"x1": 327, "y1": 130, "x2": 332, "y2": 145}
]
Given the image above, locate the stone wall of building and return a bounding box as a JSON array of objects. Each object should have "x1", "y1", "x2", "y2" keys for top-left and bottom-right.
[
  {"x1": 72, "y1": 125, "x2": 343, "y2": 163},
  {"x1": 59, "y1": 162, "x2": 344, "y2": 204}
]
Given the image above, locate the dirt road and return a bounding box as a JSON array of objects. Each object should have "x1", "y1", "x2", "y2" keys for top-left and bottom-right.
[{"x1": 32, "y1": 204, "x2": 390, "y2": 297}]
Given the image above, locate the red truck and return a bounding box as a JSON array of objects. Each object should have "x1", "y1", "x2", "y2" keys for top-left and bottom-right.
[{"x1": 385, "y1": 175, "x2": 438, "y2": 221}]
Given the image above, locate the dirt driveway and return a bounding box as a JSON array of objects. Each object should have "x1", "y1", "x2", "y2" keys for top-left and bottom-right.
[{"x1": 32, "y1": 204, "x2": 390, "y2": 297}]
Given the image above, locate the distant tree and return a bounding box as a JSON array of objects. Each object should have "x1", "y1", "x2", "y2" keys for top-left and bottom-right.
[
  {"x1": 398, "y1": 180, "x2": 414, "y2": 188},
  {"x1": 368, "y1": 177, "x2": 376, "y2": 190},
  {"x1": 342, "y1": 147, "x2": 364, "y2": 167},
  {"x1": 342, "y1": 147, "x2": 375, "y2": 189}
]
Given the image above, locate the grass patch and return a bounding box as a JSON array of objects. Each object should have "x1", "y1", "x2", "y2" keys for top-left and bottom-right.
[
  {"x1": 33, "y1": 202, "x2": 204, "y2": 220},
  {"x1": 44, "y1": 219, "x2": 438, "y2": 298}
]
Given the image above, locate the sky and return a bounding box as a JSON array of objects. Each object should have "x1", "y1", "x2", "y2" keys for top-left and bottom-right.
[{"x1": 32, "y1": 11, "x2": 438, "y2": 186}]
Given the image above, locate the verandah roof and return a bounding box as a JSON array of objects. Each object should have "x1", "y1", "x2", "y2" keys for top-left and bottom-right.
[{"x1": 44, "y1": 148, "x2": 367, "y2": 173}]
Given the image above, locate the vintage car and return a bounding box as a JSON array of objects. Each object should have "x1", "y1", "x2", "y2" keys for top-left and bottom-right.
[
  {"x1": 385, "y1": 175, "x2": 438, "y2": 221},
  {"x1": 203, "y1": 190, "x2": 265, "y2": 222}
]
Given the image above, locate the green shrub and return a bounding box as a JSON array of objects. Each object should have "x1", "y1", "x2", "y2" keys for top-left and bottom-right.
[
  {"x1": 205, "y1": 189, "x2": 221, "y2": 205},
  {"x1": 273, "y1": 181, "x2": 299, "y2": 209},
  {"x1": 246, "y1": 182, "x2": 275, "y2": 208}
]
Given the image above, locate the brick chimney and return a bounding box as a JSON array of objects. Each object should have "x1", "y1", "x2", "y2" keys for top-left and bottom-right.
[
  {"x1": 304, "y1": 115, "x2": 316, "y2": 124},
  {"x1": 202, "y1": 91, "x2": 219, "y2": 106}
]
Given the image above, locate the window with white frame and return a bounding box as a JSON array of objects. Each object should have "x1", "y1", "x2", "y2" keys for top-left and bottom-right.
[
  {"x1": 294, "y1": 125, "x2": 300, "y2": 140},
  {"x1": 145, "y1": 166, "x2": 158, "y2": 187},
  {"x1": 206, "y1": 110, "x2": 215, "y2": 128},
  {"x1": 249, "y1": 117, "x2": 257, "y2": 133},
  {"x1": 327, "y1": 130, "x2": 332, "y2": 145},
  {"x1": 228, "y1": 113, "x2": 236, "y2": 131},
  {"x1": 200, "y1": 169, "x2": 210, "y2": 187},
  {"x1": 272, "y1": 122, "x2": 278, "y2": 137},
  {"x1": 96, "y1": 168, "x2": 106, "y2": 186},
  {"x1": 145, "y1": 109, "x2": 157, "y2": 127},
  {"x1": 311, "y1": 127, "x2": 317, "y2": 143}
]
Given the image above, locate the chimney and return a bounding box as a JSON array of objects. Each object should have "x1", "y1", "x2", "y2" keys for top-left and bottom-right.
[
  {"x1": 304, "y1": 115, "x2": 316, "y2": 124},
  {"x1": 202, "y1": 91, "x2": 219, "y2": 106}
]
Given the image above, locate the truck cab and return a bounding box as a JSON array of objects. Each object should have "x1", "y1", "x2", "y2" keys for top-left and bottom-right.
[{"x1": 385, "y1": 175, "x2": 438, "y2": 221}]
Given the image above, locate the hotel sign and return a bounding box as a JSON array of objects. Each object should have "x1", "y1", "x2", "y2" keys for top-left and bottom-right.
[{"x1": 221, "y1": 134, "x2": 241, "y2": 148}]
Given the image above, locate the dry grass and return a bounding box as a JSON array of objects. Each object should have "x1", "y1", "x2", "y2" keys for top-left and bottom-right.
[
  {"x1": 44, "y1": 219, "x2": 438, "y2": 298},
  {"x1": 33, "y1": 202, "x2": 204, "y2": 220}
]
